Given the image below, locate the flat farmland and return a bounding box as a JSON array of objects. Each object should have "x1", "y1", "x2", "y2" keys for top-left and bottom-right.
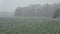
[{"x1": 0, "y1": 17, "x2": 60, "y2": 34}]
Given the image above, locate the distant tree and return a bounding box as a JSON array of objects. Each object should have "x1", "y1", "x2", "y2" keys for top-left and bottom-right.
[
  {"x1": 14, "y1": 7, "x2": 20, "y2": 16},
  {"x1": 52, "y1": 8, "x2": 60, "y2": 18},
  {"x1": 14, "y1": 7, "x2": 24, "y2": 16}
]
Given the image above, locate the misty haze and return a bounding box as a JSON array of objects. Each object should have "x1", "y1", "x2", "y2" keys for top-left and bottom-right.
[{"x1": 0, "y1": 0, "x2": 60, "y2": 34}]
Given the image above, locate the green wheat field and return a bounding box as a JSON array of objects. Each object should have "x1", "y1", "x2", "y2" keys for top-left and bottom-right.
[{"x1": 0, "y1": 17, "x2": 60, "y2": 34}]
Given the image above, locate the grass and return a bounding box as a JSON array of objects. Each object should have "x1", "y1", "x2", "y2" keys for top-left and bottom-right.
[{"x1": 0, "y1": 17, "x2": 60, "y2": 34}]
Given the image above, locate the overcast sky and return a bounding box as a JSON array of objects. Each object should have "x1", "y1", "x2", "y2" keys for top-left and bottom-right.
[{"x1": 0, "y1": 0, "x2": 60, "y2": 12}]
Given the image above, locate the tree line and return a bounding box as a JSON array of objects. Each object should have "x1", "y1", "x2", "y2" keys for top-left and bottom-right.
[{"x1": 14, "y1": 3, "x2": 60, "y2": 18}]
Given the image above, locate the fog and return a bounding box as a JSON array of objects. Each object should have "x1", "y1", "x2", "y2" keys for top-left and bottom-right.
[
  {"x1": 0, "y1": 0, "x2": 60, "y2": 34},
  {"x1": 0, "y1": 0, "x2": 60, "y2": 12},
  {"x1": 0, "y1": 0, "x2": 60, "y2": 18}
]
